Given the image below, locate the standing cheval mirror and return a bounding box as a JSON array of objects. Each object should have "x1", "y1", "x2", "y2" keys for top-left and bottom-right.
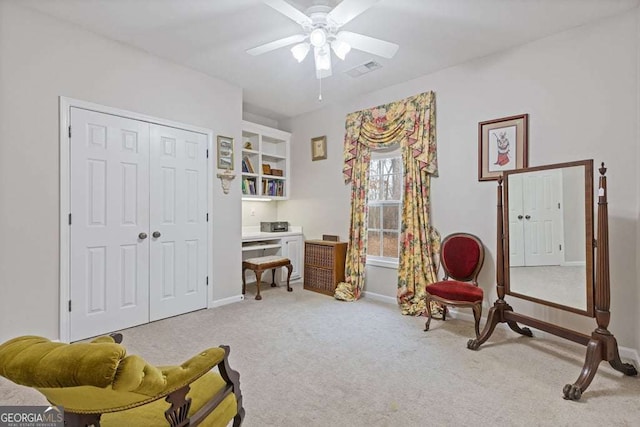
[
  {"x1": 503, "y1": 160, "x2": 594, "y2": 316},
  {"x1": 467, "y1": 159, "x2": 637, "y2": 400}
]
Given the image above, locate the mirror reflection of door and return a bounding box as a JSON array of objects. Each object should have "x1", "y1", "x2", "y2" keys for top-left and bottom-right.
[
  {"x1": 505, "y1": 162, "x2": 592, "y2": 314},
  {"x1": 508, "y1": 170, "x2": 564, "y2": 267}
]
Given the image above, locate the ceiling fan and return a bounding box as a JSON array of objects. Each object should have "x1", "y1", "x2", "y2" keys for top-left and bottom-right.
[{"x1": 247, "y1": 0, "x2": 399, "y2": 79}]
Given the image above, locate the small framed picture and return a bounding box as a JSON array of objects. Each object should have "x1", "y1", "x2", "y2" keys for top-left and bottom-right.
[
  {"x1": 478, "y1": 114, "x2": 528, "y2": 181},
  {"x1": 311, "y1": 136, "x2": 327, "y2": 161},
  {"x1": 217, "y1": 135, "x2": 234, "y2": 170}
]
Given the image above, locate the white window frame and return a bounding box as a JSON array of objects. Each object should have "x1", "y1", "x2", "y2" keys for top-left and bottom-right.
[{"x1": 366, "y1": 146, "x2": 402, "y2": 269}]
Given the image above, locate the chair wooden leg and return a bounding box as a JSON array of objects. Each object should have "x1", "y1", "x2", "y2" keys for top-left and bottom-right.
[
  {"x1": 472, "y1": 303, "x2": 482, "y2": 338},
  {"x1": 270, "y1": 268, "x2": 277, "y2": 287},
  {"x1": 424, "y1": 296, "x2": 433, "y2": 331},
  {"x1": 254, "y1": 270, "x2": 263, "y2": 300},
  {"x1": 285, "y1": 264, "x2": 293, "y2": 292},
  {"x1": 241, "y1": 267, "x2": 247, "y2": 295},
  {"x1": 442, "y1": 303, "x2": 447, "y2": 321}
]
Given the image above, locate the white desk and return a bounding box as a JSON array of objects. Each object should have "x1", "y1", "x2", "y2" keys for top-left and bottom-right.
[{"x1": 241, "y1": 226, "x2": 303, "y2": 282}]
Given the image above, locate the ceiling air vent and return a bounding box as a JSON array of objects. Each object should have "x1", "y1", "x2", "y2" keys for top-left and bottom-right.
[{"x1": 345, "y1": 60, "x2": 382, "y2": 78}]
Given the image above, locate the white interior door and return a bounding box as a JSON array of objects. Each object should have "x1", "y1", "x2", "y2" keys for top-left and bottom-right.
[
  {"x1": 149, "y1": 124, "x2": 208, "y2": 321},
  {"x1": 70, "y1": 108, "x2": 150, "y2": 341},
  {"x1": 522, "y1": 169, "x2": 564, "y2": 266}
]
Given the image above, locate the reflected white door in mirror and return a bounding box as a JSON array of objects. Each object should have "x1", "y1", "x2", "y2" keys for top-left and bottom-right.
[
  {"x1": 506, "y1": 163, "x2": 592, "y2": 314},
  {"x1": 467, "y1": 160, "x2": 637, "y2": 401}
]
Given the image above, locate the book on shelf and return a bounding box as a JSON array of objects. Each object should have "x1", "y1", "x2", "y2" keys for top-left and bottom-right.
[
  {"x1": 242, "y1": 177, "x2": 257, "y2": 195},
  {"x1": 261, "y1": 179, "x2": 284, "y2": 197},
  {"x1": 243, "y1": 156, "x2": 255, "y2": 173}
]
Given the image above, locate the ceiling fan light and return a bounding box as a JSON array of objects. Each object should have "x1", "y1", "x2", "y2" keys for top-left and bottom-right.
[
  {"x1": 291, "y1": 42, "x2": 310, "y2": 62},
  {"x1": 331, "y1": 39, "x2": 351, "y2": 60},
  {"x1": 309, "y1": 28, "x2": 327, "y2": 48},
  {"x1": 314, "y1": 46, "x2": 331, "y2": 71}
]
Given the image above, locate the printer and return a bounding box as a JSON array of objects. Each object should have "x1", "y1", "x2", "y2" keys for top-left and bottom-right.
[{"x1": 260, "y1": 221, "x2": 289, "y2": 232}]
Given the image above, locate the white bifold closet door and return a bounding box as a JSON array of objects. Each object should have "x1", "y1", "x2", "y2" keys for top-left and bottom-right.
[{"x1": 70, "y1": 108, "x2": 207, "y2": 341}]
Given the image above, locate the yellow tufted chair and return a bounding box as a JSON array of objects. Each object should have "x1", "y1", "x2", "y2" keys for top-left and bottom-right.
[{"x1": 0, "y1": 334, "x2": 244, "y2": 426}]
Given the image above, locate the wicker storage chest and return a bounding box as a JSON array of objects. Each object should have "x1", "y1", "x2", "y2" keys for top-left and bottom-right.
[{"x1": 303, "y1": 240, "x2": 347, "y2": 296}]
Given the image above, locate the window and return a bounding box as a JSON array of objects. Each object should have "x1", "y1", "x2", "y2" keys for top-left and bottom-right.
[{"x1": 367, "y1": 149, "x2": 402, "y2": 267}]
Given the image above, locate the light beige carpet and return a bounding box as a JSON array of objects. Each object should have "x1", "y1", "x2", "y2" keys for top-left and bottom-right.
[{"x1": 1, "y1": 283, "x2": 639, "y2": 426}]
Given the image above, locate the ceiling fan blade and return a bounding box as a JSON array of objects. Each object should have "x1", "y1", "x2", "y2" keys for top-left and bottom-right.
[
  {"x1": 327, "y1": 0, "x2": 381, "y2": 26},
  {"x1": 337, "y1": 31, "x2": 399, "y2": 58},
  {"x1": 263, "y1": 0, "x2": 312, "y2": 26},
  {"x1": 246, "y1": 34, "x2": 306, "y2": 56}
]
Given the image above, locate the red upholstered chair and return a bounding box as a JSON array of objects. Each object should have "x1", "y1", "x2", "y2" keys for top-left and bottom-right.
[{"x1": 424, "y1": 233, "x2": 485, "y2": 337}]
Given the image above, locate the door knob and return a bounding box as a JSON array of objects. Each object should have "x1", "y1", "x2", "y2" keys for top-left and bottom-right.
[
  {"x1": 525, "y1": 215, "x2": 531, "y2": 220},
  {"x1": 517, "y1": 215, "x2": 523, "y2": 220},
  {"x1": 152, "y1": 231, "x2": 161, "y2": 238},
  {"x1": 138, "y1": 232, "x2": 148, "y2": 240}
]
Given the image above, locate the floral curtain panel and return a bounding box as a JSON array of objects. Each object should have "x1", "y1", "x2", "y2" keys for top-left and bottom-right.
[{"x1": 335, "y1": 91, "x2": 440, "y2": 315}]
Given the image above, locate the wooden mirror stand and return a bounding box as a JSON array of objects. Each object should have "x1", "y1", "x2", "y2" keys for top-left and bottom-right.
[{"x1": 467, "y1": 163, "x2": 637, "y2": 400}]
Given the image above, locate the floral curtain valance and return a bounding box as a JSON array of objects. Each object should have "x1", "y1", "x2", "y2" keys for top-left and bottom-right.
[
  {"x1": 335, "y1": 91, "x2": 440, "y2": 313},
  {"x1": 342, "y1": 91, "x2": 438, "y2": 184}
]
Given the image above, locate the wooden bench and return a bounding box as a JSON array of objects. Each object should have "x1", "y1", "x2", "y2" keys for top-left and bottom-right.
[{"x1": 242, "y1": 256, "x2": 293, "y2": 300}]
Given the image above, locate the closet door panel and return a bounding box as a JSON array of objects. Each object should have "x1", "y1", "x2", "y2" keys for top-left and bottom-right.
[
  {"x1": 70, "y1": 108, "x2": 150, "y2": 341},
  {"x1": 149, "y1": 124, "x2": 208, "y2": 321}
]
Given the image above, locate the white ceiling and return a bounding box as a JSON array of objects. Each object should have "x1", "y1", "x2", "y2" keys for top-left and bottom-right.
[{"x1": 19, "y1": 0, "x2": 639, "y2": 121}]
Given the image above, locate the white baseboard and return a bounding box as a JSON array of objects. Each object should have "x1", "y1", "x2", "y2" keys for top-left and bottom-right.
[
  {"x1": 210, "y1": 294, "x2": 245, "y2": 308},
  {"x1": 561, "y1": 261, "x2": 586, "y2": 267},
  {"x1": 448, "y1": 308, "x2": 640, "y2": 367},
  {"x1": 619, "y1": 346, "x2": 640, "y2": 368},
  {"x1": 446, "y1": 307, "x2": 482, "y2": 324},
  {"x1": 362, "y1": 291, "x2": 397, "y2": 305},
  {"x1": 242, "y1": 279, "x2": 302, "y2": 286},
  {"x1": 527, "y1": 328, "x2": 640, "y2": 368}
]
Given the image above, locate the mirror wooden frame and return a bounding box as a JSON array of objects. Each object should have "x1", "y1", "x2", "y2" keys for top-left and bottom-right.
[
  {"x1": 503, "y1": 160, "x2": 595, "y2": 316},
  {"x1": 467, "y1": 162, "x2": 637, "y2": 400}
]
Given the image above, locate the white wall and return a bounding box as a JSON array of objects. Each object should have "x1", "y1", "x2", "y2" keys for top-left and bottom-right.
[
  {"x1": 278, "y1": 105, "x2": 352, "y2": 242},
  {"x1": 242, "y1": 112, "x2": 279, "y2": 129},
  {"x1": 0, "y1": 2, "x2": 244, "y2": 342},
  {"x1": 280, "y1": 11, "x2": 639, "y2": 350},
  {"x1": 241, "y1": 201, "x2": 278, "y2": 227}
]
